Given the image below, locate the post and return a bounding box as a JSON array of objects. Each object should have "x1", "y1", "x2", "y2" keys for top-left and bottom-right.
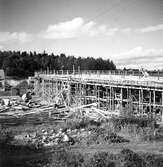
[
  {"x1": 149, "y1": 90, "x2": 151, "y2": 113},
  {"x1": 97, "y1": 86, "x2": 100, "y2": 108},
  {"x1": 162, "y1": 92, "x2": 163, "y2": 122},
  {"x1": 78, "y1": 66, "x2": 80, "y2": 74},
  {"x1": 128, "y1": 88, "x2": 132, "y2": 113},
  {"x1": 153, "y1": 90, "x2": 156, "y2": 110},
  {"x1": 127, "y1": 88, "x2": 129, "y2": 111},
  {"x1": 67, "y1": 81, "x2": 71, "y2": 107},
  {"x1": 121, "y1": 87, "x2": 123, "y2": 112},
  {"x1": 141, "y1": 89, "x2": 143, "y2": 113},
  {"x1": 112, "y1": 87, "x2": 114, "y2": 111},
  {"x1": 73, "y1": 65, "x2": 75, "y2": 75},
  {"x1": 42, "y1": 79, "x2": 45, "y2": 102},
  {"x1": 139, "y1": 89, "x2": 141, "y2": 113},
  {"x1": 110, "y1": 87, "x2": 112, "y2": 111},
  {"x1": 48, "y1": 79, "x2": 51, "y2": 104},
  {"x1": 106, "y1": 87, "x2": 109, "y2": 110}
]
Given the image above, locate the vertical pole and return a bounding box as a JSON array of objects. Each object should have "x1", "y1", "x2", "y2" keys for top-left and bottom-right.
[
  {"x1": 73, "y1": 65, "x2": 75, "y2": 75},
  {"x1": 121, "y1": 87, "x2": 123, "y2": 112},
  {"x1": 141, "y1": 89, "x2": 143, "y2": 114},
  {"x1": 110, "y1": 87, "x2": 112, "y2": 111},
  {"x1": 52, "y1": 79, "x2": 54, "y2": 103},
  {"x1": 126, "y1": 87, "x2": 129, "y2": 111},
  {"x1": 42, "y1": 79, "x2": 45, "y2": 102},
  {"x1": 149, "y1": 90, "x2": 151, "y2": 113},
  {"x1": 84, "y1": 84, "x2": 86, "y2": 105},
  {"x1": 78, "y1": 66, "x2": 80, "y2": 74},
  {"x1": 153, "y1": 90, "x2": 156, "y2": 109},
  {"x1": 161, "y1": 92, "x2": 163, "y2": 122},
  {"x1": 106, "y1": 87, "x2": 108, "y2": 110},
  {"x1": 128, "y1": 88, "x2": 131, "y2": 113},
  {"x1": 67, "y1": 80, "x2": 71, "y2": 107},
  {"x1": 48, "y1": 79, "x2": 51, "y2": 104},
  {"x1": 129, "y1": 88, "x2": 132, "y2": 114},
  {"x1": 153, "y1": 90, "x2": 156, "y2": 119},
  {"x1": 139, "y1": 89, "x2": 141, "y2": 114},
  {"x1": 97, "y1": 86, "x2": 100, "y2": 108},
  {"x1": 112, "y1": 87, "x2": 114, "y2": 111},
  {"x1": 79, "y1": 82, "x2": 82, "y2": 106}
]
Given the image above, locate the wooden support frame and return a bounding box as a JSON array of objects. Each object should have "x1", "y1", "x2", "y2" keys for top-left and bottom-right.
[{"x1": 34, "y1": 73, "x2": 163, "y2": 122}]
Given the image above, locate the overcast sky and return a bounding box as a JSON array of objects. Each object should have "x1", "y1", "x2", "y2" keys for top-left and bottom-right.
[{"x1": 0, "y1": 0, "x2": 163, "y2": 69}]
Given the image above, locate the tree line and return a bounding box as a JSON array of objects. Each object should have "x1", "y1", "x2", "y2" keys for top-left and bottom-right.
[{"x1": 0, "y1": 51, "x2": 116, "y2": 77}]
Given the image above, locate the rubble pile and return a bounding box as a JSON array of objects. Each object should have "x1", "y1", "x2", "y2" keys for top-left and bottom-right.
[
  {"x1": 0, "y1": 96, "x2": 70, "y2": 125},
  {"x1": 0, "y1": 97, "x2": 39, "y2": 113},
  {"x1": 12, "y1": 128, "x2": 75, "y2": 149}
]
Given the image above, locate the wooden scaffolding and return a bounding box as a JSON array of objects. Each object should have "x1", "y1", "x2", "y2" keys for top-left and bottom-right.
[{"x1": 34, "y1": 71, "x2": 163, "y2": 122}]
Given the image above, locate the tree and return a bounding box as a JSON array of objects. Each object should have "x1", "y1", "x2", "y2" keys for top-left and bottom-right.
[{"x1": 0, "y1": 50, "x2": 116, "y2": 77}]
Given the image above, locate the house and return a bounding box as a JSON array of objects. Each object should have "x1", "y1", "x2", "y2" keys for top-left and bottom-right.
[{"x1": 0, "y1": 69, "x2": 5, "y2": 91}]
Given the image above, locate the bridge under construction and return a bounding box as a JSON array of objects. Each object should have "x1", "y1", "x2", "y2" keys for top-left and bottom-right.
[{"x1": 34, "y1": 70, "x2": 163, "y2": 122}]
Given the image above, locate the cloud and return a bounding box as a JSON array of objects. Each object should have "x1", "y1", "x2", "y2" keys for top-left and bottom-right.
[
  {"x1": 42, "y1": 18, "x2": 163, "y2": 39},
  {"x1": 119, "y1": 24, "x2": 163, "y2": 34},
  {"x1": 121, "y1": 28, "x2": 132, "y2": 33},
  {"x1": 137, "y1": 24, "x2": 163, "y2": 33},
  {"x1": 114, "y1": 47, "x2": 163, "y2": 69},
  {"x1": 0, "y1": 32, "x2": 32, "y2": 43},
  {"x1": 1, "y1": 19, "x2": 161, "y2": 44},
  {"x1": 42, "y1": 17, "x2": 118, "y2": 39}
]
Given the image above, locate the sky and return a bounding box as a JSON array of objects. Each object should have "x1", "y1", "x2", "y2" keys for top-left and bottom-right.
[{"x1": 0, "y1": 0, "x2": 163, "y2": 69}]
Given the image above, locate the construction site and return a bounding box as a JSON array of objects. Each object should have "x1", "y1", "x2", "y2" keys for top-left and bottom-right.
[
  {"x1": 34, "y1": 70, "x2": 163, "y2": 123},
  {"x1": 1, "y1": 70, "x2": 163, "y2": 167}
]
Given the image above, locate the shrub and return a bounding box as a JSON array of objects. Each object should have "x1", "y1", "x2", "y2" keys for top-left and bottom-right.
[
  {"x1": 110, "y1": 117, "x2": 156, "y2": 132},
  {"x1": 142, "y1": 153, "x2": 163, "y2": 167},
  {"x1": 83, "y1": 152, "x2": 116, "y2": 167},
  {"x1": 0, "y1": 127, "x2": 14, "y2": 144},
  {"x1": 60, "y1": 118, "x2": 101, "y2": 131},
  {"x1": 78, "y1": 126, "x2": 129, "y2": 146},
  {"x1": 120, "y1": 149, "x2": 146, "y2": 167},
  {"x1": 49, "y1": 149, "x2": 84, "y2": 167}
]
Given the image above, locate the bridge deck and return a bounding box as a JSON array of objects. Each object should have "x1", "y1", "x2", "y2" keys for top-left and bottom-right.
[{"x1": 38, "y1": 73, "x2": 163, "y2": 90}]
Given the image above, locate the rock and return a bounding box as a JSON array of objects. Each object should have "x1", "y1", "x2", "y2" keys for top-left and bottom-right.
[
  {"x1": 62, "y1": 133, "x2": 69, "y2": 142},
  {"x1": 42, "y1": 135, "x2": 47, "y2": 140}
]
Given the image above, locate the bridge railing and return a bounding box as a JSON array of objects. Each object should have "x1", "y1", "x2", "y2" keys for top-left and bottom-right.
[{"x1": 35, "y1": 70, "x2": 163, "y2": 78}]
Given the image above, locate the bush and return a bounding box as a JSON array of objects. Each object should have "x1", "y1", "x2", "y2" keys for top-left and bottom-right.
[
  {"x1": 84, "y1": 152, "x2": 116, "y2": 167},
  {"x1": 48, "y1": 149, "x2": 84, "y2": 167},
  {"x1": 120, "y1": 149, "x2": 146, "y2": 167},
  {"x1": 60, "y1": 118, "x2": 101, "y2": 131},
  {"x1": 142, "y1": 153, "x2": 163, "y2": 167},
  {"x1": 78, "y1": 126, "x2": 129, "y2": 146},
  {"x1": 110, "y1": 117, "x2": 156, "y2": 132},
  {"x1": 0, "y1": 126, "x2": 14, "y2": 144}
]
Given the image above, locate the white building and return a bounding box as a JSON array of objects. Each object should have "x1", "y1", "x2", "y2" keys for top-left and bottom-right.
[{"x1": 0, "y1": 69, "x2": 5, "y2": 91}]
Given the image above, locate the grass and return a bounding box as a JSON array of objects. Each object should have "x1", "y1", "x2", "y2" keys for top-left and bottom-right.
[
  {"x1": 22, "y1": 148, "x2": 163, "y2": 167},
  {"x1": 1, "y1": 114, "x2": 163, "y2": 167},
  {"x1": 59, "y1": 117, "x2": 101, "y2": 131}
]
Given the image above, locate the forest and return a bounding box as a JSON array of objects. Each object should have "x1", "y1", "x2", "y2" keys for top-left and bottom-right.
[{"x1": 0, "y1": 51, "x2": 116, "y2": 77}]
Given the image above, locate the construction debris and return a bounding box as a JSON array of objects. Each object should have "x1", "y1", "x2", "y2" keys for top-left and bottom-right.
[
  {"x1": 12, "y1": 128, "x2": 75, "y2": 149},
  {"x1": 0, "y1": 95, "x2": 70, "y2": 125},
  {"x1": 0, "y1": 93, "x2": 118, "y2": 125}
]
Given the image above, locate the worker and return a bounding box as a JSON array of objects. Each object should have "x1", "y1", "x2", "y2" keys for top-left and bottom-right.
[{"x1": 22, "y1": 91, "x2": 32, "y2": 103}]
